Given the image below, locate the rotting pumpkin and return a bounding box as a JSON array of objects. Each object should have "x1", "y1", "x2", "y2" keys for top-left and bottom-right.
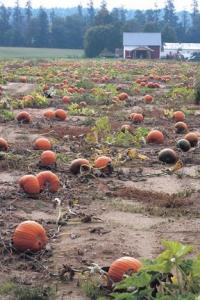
[
  {"x1": 108, "y1": 257, "x2": 142, "y2": 283},
  {"x1": 36, "y1": 171, "x2": 60, "y2": 193},
  {"x1": 69, "y1": 158, "x2": 90, "y2": 175},
  {"x1": 13, "y1": 220, "x2": 48, "y2": 252},
  {"x1": 16, "y1": 111, "x2": 31, "y2": 123}
]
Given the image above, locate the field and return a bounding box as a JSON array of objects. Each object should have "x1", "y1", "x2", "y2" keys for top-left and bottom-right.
[
  {"x1": 0, "y1": 47, "x2": 84, "y2": 59},
  {"x1": 0, "y1": 58, "x2": 200, "y2": 299}
]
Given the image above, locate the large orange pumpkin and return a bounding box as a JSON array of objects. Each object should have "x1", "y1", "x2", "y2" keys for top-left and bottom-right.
[
  {"x1": 173, "y1": 111, "x2": 185, "y2": 122},
  {"x1": 55, "y1": 109, "x2": 67, "y2": 121},
  {"x1": 13, "y1": 220, "x2": 48, "y2": 252},
  {"x1": 36, "y1": 171, "x2": 60, "y2": 193},
  {"x1": 94, "y1": 156, "x2": 112, "y2": 169},
  {"x1": 69, "y1": 158, "x2": 90, "y2": 175},
  {"x1": 108, "y1": 257, "x2": 142, "y2": 283},
  {"x1": 16, "y1": 111, "x2": 31, "y2": 123},
  {"x1": 146, "y1": 130, "x2": 164, "y2": 144},
  {"x1": 34, "y1": 137, "x2": 52, "y2": 150},
  {"x1": 19, "y1": 175, "x2": 40, "y2": 194},
  {"x1": 40, "y1": 151, "x2": 56, "y2": 166},
  {"x1": 184, "y1": 132, "x2": 198, "y2": 147},
  {"x1": 0, "y1": 138, "x2": 8, "y2": 151}
]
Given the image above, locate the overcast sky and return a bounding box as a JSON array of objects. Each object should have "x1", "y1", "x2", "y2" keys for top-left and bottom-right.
[{"x1": 1, "y1": 0, "x2": 193, "y2": 11}]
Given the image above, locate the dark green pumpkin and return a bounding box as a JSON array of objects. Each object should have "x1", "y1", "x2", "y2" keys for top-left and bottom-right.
[
  {"x1": 176, "y1": 139, "x2": 191, "y2": 152},
  {"x1": 158, "y1": 148, "x2": 178, "y2": 164}
]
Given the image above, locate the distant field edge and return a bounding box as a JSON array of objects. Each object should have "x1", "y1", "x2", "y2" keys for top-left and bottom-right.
[{"x1": 0, "y1": 47, "x2": 84, "y2": 59}]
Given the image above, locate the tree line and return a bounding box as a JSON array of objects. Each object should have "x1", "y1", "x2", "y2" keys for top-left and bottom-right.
[{"x1": 0, "y1": 0, "x2": 200, "y2": 57}]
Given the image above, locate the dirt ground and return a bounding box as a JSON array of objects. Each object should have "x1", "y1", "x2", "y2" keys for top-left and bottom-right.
[{"x1": 0, "y1": 60, "x2": 200, "y2": 299}]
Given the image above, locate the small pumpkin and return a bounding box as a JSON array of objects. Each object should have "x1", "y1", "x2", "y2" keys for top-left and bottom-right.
[
  {"x1": 94, "y1": 156, "x2": 112, "y2": 169},
  {"x1": 130, "y1": 113, "x2": 144, "y2": 124},
  {"x1": 173, "y1": 111, "x2": 185, "y2": 122},
  {"x1": 13, "y1": 220, "x2": 48, "y2": 252},
  {"x1": 108, "y1": 257, "x2": 142, "y2": 283},
  {"x1": 121, "y1": 124, "x2": 132, "y2": 133},
  {"x1": 176, "y1": 139, "x2": 191, "y2": 152},
  {"x1": 55, "y1": 109, "x2": 67, "y2": 121},
  {"x1": 118, "y1": 93, "x2": 128, "y2": 101},
  {"x1": 34, "y1": 137, "x2": 52, "y2": 150},
  {"x1": 146, "y1": 130, "x2": 164, "y2": 144},
  {"x1": 184, "y1": 132, "x2": 198, "y2": 147},
  {"x1": 36, "y1": 171, "x2": 60, "y2": 193},
  {"x1": 158, "y1": 148, "x2": 178, "y2": 164},
  {"x1": 0, "y1": 138, "x2": 8, "y2": 151},
  {"x1": 40, "y1": 150, "x2": 56, "y2": 166},
  {"x1": 16, "y1": 111, "x2": 31, "y2": 123},
  {"x1": 19, "y1": 175, "x2": 40, "y2": 194},
  {"x1": 69, "y1": 158, "x2": 90, "y2": 175},
  {"x1": 175, "y1": 122, "x2": 188, "y2": 134},
  {"x1": 144, "y1": 94, "x2": 153, "y2": 104},
  {"x1": 62, "y1": 96, "x2": 71, "y2": 104},
  {"x1": 43, "y1": 110, "x2": 55, "y2": 119}
]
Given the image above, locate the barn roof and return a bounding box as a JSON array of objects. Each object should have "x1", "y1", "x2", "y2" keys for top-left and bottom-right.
[
  {"x1": 123, "y1": 32, "x2": 161, "y2": 46},
  {"x1": 164, "y1": 43, "x2": 200, "y2": 50}
]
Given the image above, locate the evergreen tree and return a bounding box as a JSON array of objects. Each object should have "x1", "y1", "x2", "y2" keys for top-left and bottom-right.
[
  {"x1": 25, "y1": 0, "x2": 33, "y2": 46},
  {"x1": 87, "y1": 0, "x2": 95, "y2": 25},
  {"x1": 0, "y1": 5, "x2": 11, "y2": 46},
  {"x1": 164, "y1": 0, "x2": 178, "y2": 26},
  {"x1": 12, "y1": 0, "x2": 24, "y2": 46},
  {"x1": 35, "y1": 7, "x2": 49, "y2": 47},
  {"x1": 95, "y1": 0, "x2": 111, "y2": 25}
]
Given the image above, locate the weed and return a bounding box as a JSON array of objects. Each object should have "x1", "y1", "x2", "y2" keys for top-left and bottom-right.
[
  {"x1": 81, "y1": 277, "x2": 104, "y2": 300},
  {"x1": 0, "y1": 109, "x2": 15, "y2": 122}
]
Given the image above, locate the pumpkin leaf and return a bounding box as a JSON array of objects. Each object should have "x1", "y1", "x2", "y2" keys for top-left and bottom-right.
[
  {"x1": 114, "y1": 272, "x2": 151, "y2": 291},
  {"x1": 191, "y1": 254, "x2": 200, "y2": 279}
]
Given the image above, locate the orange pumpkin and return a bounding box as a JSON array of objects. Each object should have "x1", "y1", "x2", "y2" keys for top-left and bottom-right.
[
  {"x1": 108, "y1": 257, "x2": 142, "y2": 283},
  {"x1": 16, "y1": 111, "x2": 31, "y2": 123},
  {"x1": 36, "y1": 171, "x2": 60, "y2": 193},
  {"x1": 173, "y1": 111, "x2": 185, "y2": 122},
  {"x1": 40, "y1": 151, "x2": 56, "y2": 166},
  {"x1": 130, "y1": 113, "x2": 144, "y2": 124},
  {"x1": 118, "y1": 93, "x2": 128, "y2": 101},
  {"x1": 0, "y1": 138, "x2": 8, "y2": 151},
  {"x1": 19, "y1": 175, "x2": 40, "y2": 194},
  {"x1": 55, "y1": 109, "x2": 67, "y2": 121},
  {"x1": 43, "y1": 110, "x2": 55, "y2": 119},
  {"x1": 144, "y1": 94, "x2": 153, "y2": 104},
  {"x1": 34, "y1": 137, "x2": 52, "y2": 150},
  {"x1": 94, "y1": 156, "x2": 112, "y2": 169},
  {"x1": 62, "y1": 96, "x2": 71, "y2": 104},
  {"x1": 19, "y1": 76, "x2": 27, "y2": 83},
  {"x1": 69, "y1": 158, "x2": 90, "y2": 175},
  {"x1": 146, "y1": 130, "x2": 164, "y2": 144},
  {"x1": 13, "y1": 220, "x2": 48, "y2": 252},
  {"x1": 184, "y1": 132, "x2": 198, "y2": 147},
  {"x1": 175, "y1": 121, "x2": 188, "y2": 134}
]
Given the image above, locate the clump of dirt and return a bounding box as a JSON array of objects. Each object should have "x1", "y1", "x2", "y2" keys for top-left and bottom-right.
[{"x1": 111, "y1": 187, "x2": 194, "y2": 208}]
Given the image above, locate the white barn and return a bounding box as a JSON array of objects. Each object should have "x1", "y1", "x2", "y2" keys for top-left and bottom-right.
[{"x1": 123, "y1": 32, "x2": 162, "y2": 59}]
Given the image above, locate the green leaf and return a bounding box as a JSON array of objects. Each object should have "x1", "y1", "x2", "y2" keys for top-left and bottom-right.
[
  {"x1": 111, "y1": 293, "x2": 137, "y2": 300},
  {"x1": 192, "y1": 254, "x2": 200, "y2": 279},
  {"x1": 114, "y1": 272, "x2": 151, "y2": 290},
  {"x1": 158, "y1": 240, "x2": 194, "y2": 261}
]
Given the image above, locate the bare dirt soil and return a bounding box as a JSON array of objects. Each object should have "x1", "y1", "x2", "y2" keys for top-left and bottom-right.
[{"x1": 0, "y1": 59, "x2": 200, "y2": 299}]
